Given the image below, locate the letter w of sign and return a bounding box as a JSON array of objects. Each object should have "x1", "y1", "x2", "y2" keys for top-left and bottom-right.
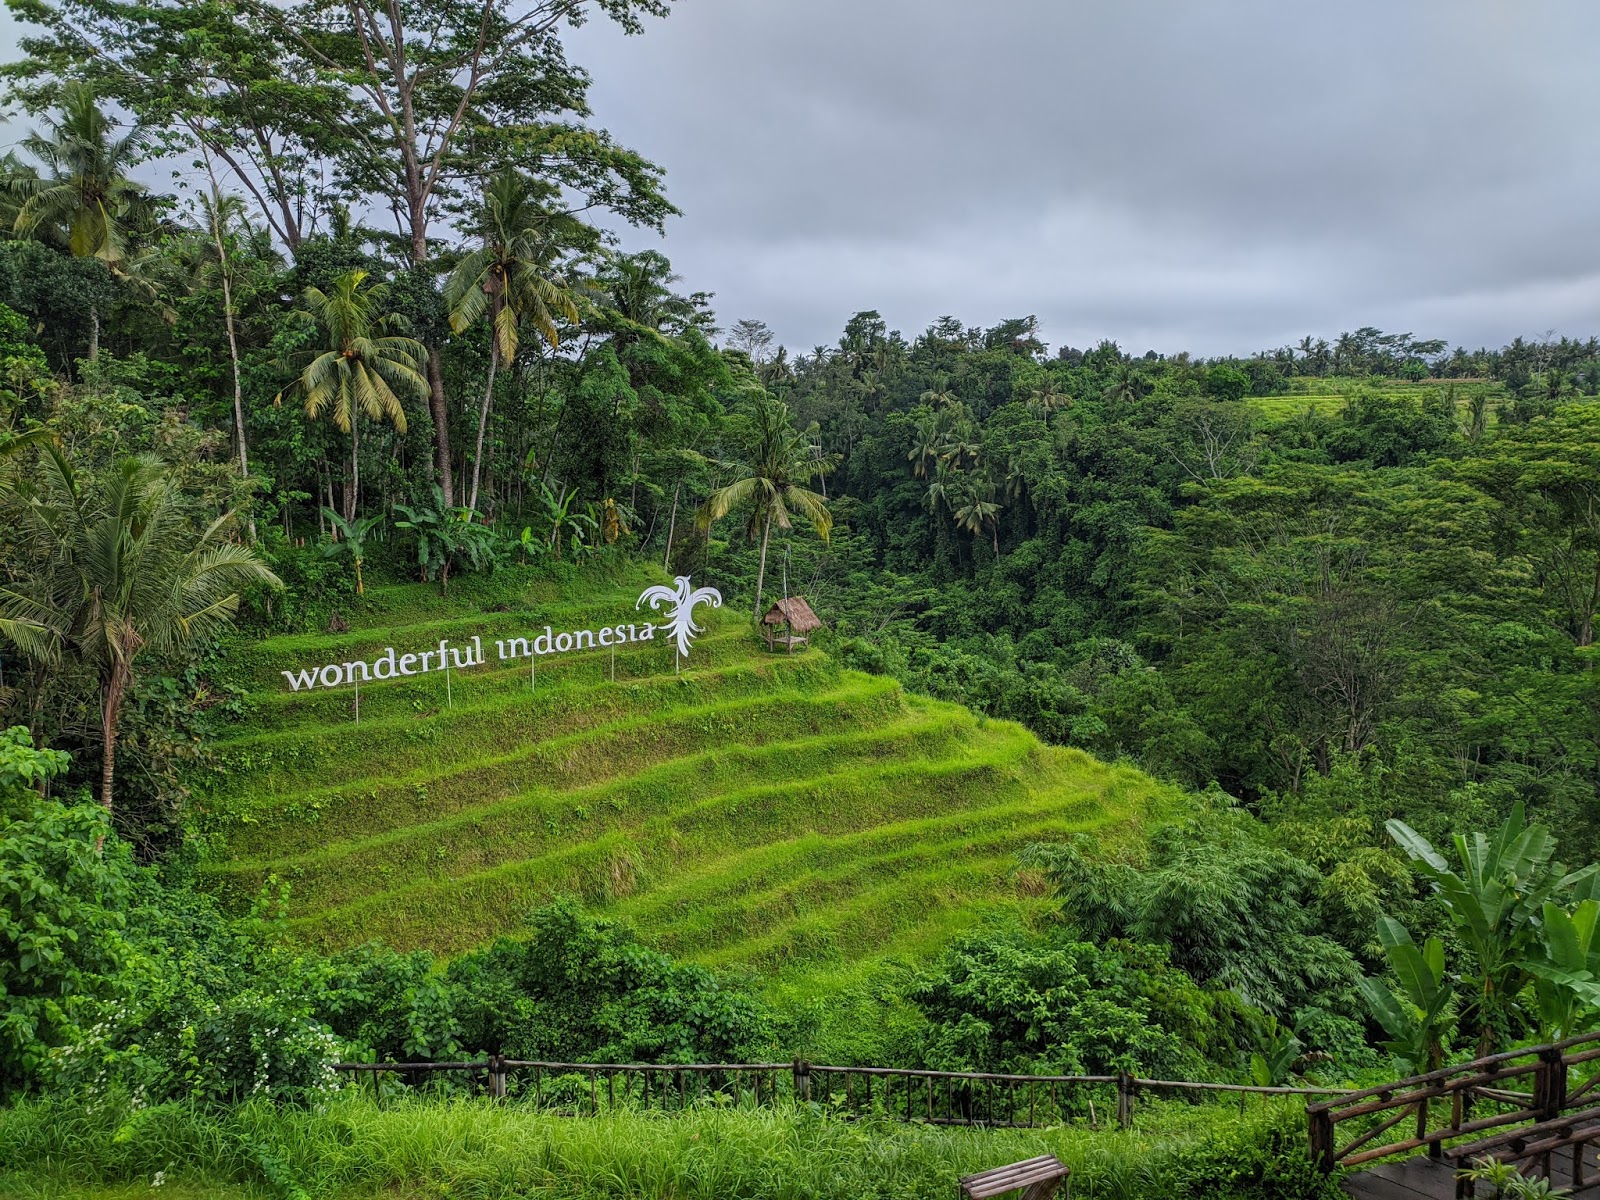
[
  {"x1": 281, "y1": 668, "x2": 319, "y2": 691},
  {"x1": 637, "y1": 577, "x2": 723, "y2": 658}
]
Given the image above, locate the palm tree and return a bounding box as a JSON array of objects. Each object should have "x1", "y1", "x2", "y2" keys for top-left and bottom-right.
[
  {"x1": 9, "y1": 84, "x2": 158, "y2": 360},
  {"x1": 595, "y1": 249, "x2": 698, "y2": 332},
  {"x1": 446, "y1": 169, "x2": 582, "y2": 515},
  {"x1": 941, "y1": 424, "x2": 984, "y2": 470},
  {"x1": 1103, "y1": 363, "x2": 1145, "y2": 408},
  {"x1": 280, "y1": 269, "x2": 428, "y2": 522},
  {"x1": 908, "y1": 415, "x2": 943, "y2": 478},
  {"x1": 953, "y1": 478, "x2": 1003, "y2": 553},
  {"x1": 1026, "y1": 384, "x2": 1072, "y2": 424},
  {"x1": 698, "y1": 398, "x2": 834, "y2": 620},
  {"x1": 0, "y1": 450, "x2": 279, "y2": 821},
  {"x1": 924, "y1": 460, "x2": 956, "y2": 515}
]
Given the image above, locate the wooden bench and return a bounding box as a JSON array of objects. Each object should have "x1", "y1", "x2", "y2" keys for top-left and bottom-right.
[{"x1": 959, "y1": 1155, "x2": 1069, "y2": 1200}]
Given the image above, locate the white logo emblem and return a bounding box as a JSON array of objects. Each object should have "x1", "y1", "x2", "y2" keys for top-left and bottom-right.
[{"x1": 637, "y1": 576, "x2": 723, "y2": 658}]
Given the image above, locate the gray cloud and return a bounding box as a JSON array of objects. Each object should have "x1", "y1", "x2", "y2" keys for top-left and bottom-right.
[{"x1": 566, "y1": 0, "x2": 1600, "y2": 355}]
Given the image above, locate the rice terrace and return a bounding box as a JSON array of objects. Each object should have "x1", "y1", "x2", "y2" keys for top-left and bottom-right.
[{"x1": 3, "y1": 2, "x2": 1600, "y2": 1200}]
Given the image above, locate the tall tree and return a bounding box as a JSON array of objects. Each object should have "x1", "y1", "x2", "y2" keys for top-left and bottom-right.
[
  {"x1": 281, "y1": 269, "x2": 429, "y2": 521},
  {"x1": 260, "y1": 0, "x2": 677, "y2": 504},
  {"x1": 7, "y1": 0, "x2": 679, "y2": 503},
  {"x1": 0, "y1": 451, "x2": 279, "y2": 821},
  {"x1": 6, "y1": 83, "x2": 156, "y2": 359},
  {"x1": 4, "y1": 1, "x2": 343, "y2": 251},
  {"x1": 698, "y1": 398, "x2": 834, "y2": 620},
  {"x1": 445, "y1": 168, "x2": 584, "y2": 514}
]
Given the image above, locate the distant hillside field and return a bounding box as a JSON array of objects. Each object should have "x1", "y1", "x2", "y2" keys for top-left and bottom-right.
[
  {"x1": 197, "y1": 566, "x2": 1173, "y2": 983},
  {"x1": 1247, "y1": 375, "x2": 1511, "y2": 422}
]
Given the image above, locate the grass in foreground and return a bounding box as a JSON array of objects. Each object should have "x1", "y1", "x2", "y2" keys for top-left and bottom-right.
[{"x1": 0, "y1": 1093, "x2": 1335, "y2": 1200}]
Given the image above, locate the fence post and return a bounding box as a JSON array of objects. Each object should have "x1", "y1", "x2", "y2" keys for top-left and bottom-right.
[
  {"x1": 1421, "y1": 1094, "x2": 1439, "y2": 1159},
  {"x1": 1308, "y1": 1108, "x2": 1336, "y2": 1173},
  {"x1": 793, "y1": 1059, "x2": 811, "y2": 1104},
  {"x1": 489, "y1": 1054, "x2": 506, "y2": 1101},
  {"x1": 1537, "y1": 1046, "x2": 1567, "y2": 1120},
  {"x1": 1116, "y1": 1070, "x2": 1133, "y2": 1129}
]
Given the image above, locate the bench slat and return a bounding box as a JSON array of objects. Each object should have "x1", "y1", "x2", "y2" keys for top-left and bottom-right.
[
  {"x1": 961, "y1": 1155, "x2": 1068, "y2": 1199},
  {"x1": 962, "y1": 1156, "x2": 1059, "y2": 1186},
  {"x1": 965, "y1": 1169, "x2": 1065, "y2": 1198}
]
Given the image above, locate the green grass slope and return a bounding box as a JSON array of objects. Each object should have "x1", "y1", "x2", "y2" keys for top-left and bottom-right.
[
  {"x1": 1248, "y1": 375, "x2": 1511, "y2": 422},
  {"x1": 197, "y1": 564, "x2": 1175, "y2": 981}
]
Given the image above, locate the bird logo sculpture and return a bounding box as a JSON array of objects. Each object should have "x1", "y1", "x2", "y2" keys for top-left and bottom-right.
[{"x1": 637, "y1": 576, "x2": 723, "y2": 658}]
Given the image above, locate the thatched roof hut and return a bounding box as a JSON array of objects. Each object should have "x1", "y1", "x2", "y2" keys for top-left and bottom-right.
[{"x1": 760, "y1": 596, "x2": 821, "y2": 652}]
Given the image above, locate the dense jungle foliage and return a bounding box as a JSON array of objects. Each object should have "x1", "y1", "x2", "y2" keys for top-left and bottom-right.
[{"x1": 1, "y1": 3, "x2": 1599, "y2": 1196}]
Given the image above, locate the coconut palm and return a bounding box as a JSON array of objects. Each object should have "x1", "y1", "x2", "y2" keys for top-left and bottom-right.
[
  {"x1": 445, "y1": 169, "x2": 582, "y2": 515},
  {"x1": 924, "y1": 459, "x2": 956, "y2": 515},
  {"x1": 594, "y1": 249, "x2": 698, "y2": 332},
  {"x1": 0, "y1": 450, "x2": 279, "y2": 822},
  {"x1": 698, "y1": 398, "x2": 835, "y2": 620},
  {"x1": 194, "y1": 185, "x2": 279, "y2": 492},
  {"x1": 908, "y1": 414, "x2": 943, "y2": 479},
  {"x1": 1026, "y1": 384, "x2": 1072, "y2": 424},
  {"x1": 8, "y1": 83, "x2": 159, "y2": 358},
  {"x1": 280, "y1": 269, "x2": 428, "y2": 522},
  {"x1": 953, "y1": 478, "x2": 1003, "y2": 553}
]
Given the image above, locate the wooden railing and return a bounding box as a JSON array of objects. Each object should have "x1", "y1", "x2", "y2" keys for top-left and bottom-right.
[
  {"x1": 333, "y1": 1058, "x2": 1350, "y2": 1129},
  {"x1": 1306, "y1": 1032, "x2": 1600, "y2": 1175}
]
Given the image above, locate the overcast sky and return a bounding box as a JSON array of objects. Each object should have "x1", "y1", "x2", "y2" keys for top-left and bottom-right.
[
  {"x1": 562, "y1": 0, "x2": 1600, "y2": 357},
  {"x1": 2, "y1": 2, "x2": 1596, "y2": 358}
]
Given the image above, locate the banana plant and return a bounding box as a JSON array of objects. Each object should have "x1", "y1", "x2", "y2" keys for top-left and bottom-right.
[
  {"x1": 1387, "y1": 802, "x2": 1600, "y2": 1055},
  {"x1": 394, "y1": 487, "x2": 498, "y2": 593},
  {"x1": 516, "y1": 525, "x2": 547, "y2": 565},
  {"x1": 1357, "y1": 916, "x2": 1453, "y2": 1074},
  {"x1": 532, "y1": 482, "x2": 596, "y2": 561},
  {"x1": 1524, "y1": 899, "x2": 1600, "y2": 1041},
  {"x1": 1249, "y1": 1013, "x2": 1306, "y2": 1087},
  {"x1": 319, "y1": 508, "x2": 384, "y2": 595}
]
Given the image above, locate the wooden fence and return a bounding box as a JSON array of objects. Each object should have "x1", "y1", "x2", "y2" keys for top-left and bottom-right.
[
  {"x1": 334, "y1": 1057, "x2": 1350, "y2": 1129},
  {"x1": 1306, "y1": 1031, "x2": 1600, "y2": 1179}
]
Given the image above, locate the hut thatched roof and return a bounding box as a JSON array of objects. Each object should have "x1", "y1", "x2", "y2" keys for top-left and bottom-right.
[{"x1": 761, "y1": 596, "x2": 822, "y2": 633}]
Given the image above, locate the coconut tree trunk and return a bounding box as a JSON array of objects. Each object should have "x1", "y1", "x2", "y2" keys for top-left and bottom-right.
[
  {"x1": 208, "y1": 197, "x2": 257, "y2": 542},
  {"x1": 663, "y1": 482, "x2": 680, "y2": 572},
  {"x1": 428, "y1": 349, "x2": 454, "y2": 506},
  {"x1": 754, "y1": 514, "x2": 773, "y2": 622},
  {"x1": 99, "y1": 661, "x2": 130, "y2": 818},
  {"x1": 467, "y1": 347, "x2": 499, "y2": 515},
  {"x1": 87, "y1": 304, "x2": 100, "y2": 363},
  {"x1": 344, "y1": 415, "x2": 360, "y2": 523}
]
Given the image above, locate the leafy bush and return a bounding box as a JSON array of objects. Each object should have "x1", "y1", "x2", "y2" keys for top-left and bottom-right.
[
  {"x1": 906, "y1": 929, "x2": 1231, "y2": 1077},
  {"x1": 1024, "y1": 807, "x2": 1366, "y2": 1046},
  {"x1": 0, "y1": 729, "x2": 129, "y2": 1096},
  {"x1": 449, "y1": 898, "x2": 775, "y2": 1064},
  {"x1": 1163, "y1": 1104, "x2": 1343, "y2": 1200}
]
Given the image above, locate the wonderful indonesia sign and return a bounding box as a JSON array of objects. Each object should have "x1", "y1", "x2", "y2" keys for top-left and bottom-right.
[{"x1": 279, "y1": 577, "x2": 723, "y2": 692}]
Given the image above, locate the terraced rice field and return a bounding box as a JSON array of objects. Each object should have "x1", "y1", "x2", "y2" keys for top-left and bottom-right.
[
  {"x1": 1247, "y1": 376, "x2": 1510, "y2": 422},
  {"x1": 197, "y1": 565, "x2": 1172, "y2": 977}
]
